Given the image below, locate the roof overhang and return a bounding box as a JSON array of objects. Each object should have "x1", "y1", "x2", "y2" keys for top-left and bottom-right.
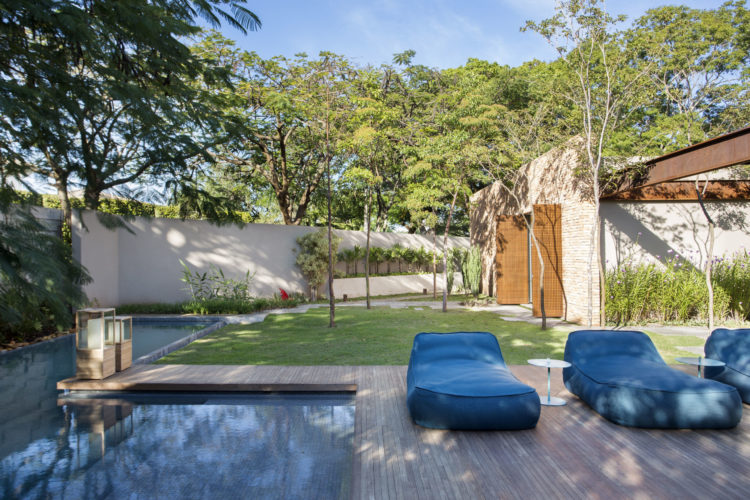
[
  {"x1": 603, "y1": 126, "x2": 750, "y2": 200},
  {"x1": 604, "y1": 180, "x2": 750, "y2": 201}
]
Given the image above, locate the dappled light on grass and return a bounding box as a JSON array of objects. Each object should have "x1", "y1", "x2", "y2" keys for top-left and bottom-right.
[{"x1": 156, "y1": 307, "x2": 703, "y2": 366}]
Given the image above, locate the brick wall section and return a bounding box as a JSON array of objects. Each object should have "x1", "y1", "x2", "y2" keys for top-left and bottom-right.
[
  {"x1": 470, "y1": 136, "x2": 602, "y2": 325},
  {"x1": 560, "y1": 201, "x2": 600, "y2": 325}
]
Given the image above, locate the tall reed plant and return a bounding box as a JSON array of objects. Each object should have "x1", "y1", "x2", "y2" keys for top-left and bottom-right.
[
  {"x1": 606, "y1": 254, "x2": 730, "y2": 325},
  {"x1": 713, "y1": 249, "x2": 750, "y2": 320}
]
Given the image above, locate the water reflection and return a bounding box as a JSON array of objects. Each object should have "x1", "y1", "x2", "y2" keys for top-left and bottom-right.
[
  {"x1": 0, "y1": 336, "x2": 75, "y2": 460},
  {"x1": 1, "y1": 393, "x2": 355, "y2": 500}
]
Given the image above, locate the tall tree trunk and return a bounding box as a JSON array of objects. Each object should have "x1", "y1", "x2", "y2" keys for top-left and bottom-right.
[
  {"x1": 432, "y1": 229, "x2": 437, "y2": 300},
  {"x1": 587, "y1": 197, "x2": 602, "y2": 327},
  {"x1": 442, "y1": 190, "x2": 458, "y2": 313},
  {"x1": 365, "y1": 187, "x2": 372, "y2": 310},
  {"x1": 54, "y1": 174, "x2": 72, "y2": 236},
  {"x1": 696, "y1": 180, "x2": 715, "y2": 332},
  {"x1": 598, "y1": 217, "x2": 606, "y2": 328},
  {"x1": 529, "y1": 209, "x2": 547, "y2": 330},
  {"x1": 325, "y1": 81, "x2": 335, "y2": 328},
  {"x1": 83, "y1": 184, "x2": 101, "y2": 211}
]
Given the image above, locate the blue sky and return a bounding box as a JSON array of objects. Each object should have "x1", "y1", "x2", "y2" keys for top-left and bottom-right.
[{"x1": 217, "y1": 0, "x2": 726, "y2": 69}]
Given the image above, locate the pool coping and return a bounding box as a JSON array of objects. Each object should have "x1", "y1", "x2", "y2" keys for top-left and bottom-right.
[
  {"x1": 0, "y1": 332, "x2": 74, "y2": 357},
  {"x1": 57, "y1": 365, "x2": 357, "y2": 393}
]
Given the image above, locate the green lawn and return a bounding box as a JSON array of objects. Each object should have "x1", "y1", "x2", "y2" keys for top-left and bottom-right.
[{"x1": 157, "y1": 306, "x2": 703, "y2": 365}]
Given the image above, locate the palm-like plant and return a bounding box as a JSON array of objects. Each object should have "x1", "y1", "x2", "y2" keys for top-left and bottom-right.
[
  {"x1": 403, "y1": 247, "x2": 417, "y2": 273},
  {"x1": 352, "y1": 244, "x2": 365, "y2": 275},
  {"x1": 337, "y1": 248, "x2": 355, "y2": 276},
  {"x1": 416, "y1": 247, "x2": 431, "y2": 273},
  {"x1": 369, "y1": 247, "x2": 386, "y2": 274},
  {"x1": 390, "y1": 243, "x2": 404, "y2": 273},
  {"x1": 385, "y1": 246, "x2": 398, "y2": 274}
]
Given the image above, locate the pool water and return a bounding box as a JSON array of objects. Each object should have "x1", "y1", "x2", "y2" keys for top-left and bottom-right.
[
  {"x1": 131, "y1": 322, "x2": 213, "y2": 359},
  {"x1": 0, "y1": 324, "x2": 356, "y2": 499},
  {"x1": 1, "y1": 393, "x2": 355, "y2": 500}
]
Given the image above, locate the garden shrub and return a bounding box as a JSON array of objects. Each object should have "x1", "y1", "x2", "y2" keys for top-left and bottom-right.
[
  {"x1": 445, "y1": 247, "x2": 466, "y2": 295},
  {"x1": 179, "y1": 260, "x2": 254, "y2": 301},
  {"x1": 118, "y1": 293, "x2": 307, "y2": 316},
  {"x1": 462, "y1": 246, "x2": 482, "y2": 297},
  {"x1": 295, "y1": 228, "x2": 340, "y2": 300}
]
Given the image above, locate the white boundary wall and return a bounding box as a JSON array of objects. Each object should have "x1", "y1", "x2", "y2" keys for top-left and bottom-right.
[
  {"x1": 601, "y1": 200, "x2": 750, "y2": 270},
  {"x1": 335, "y1": 273, "x2": 463, "y2": 298},
  {"x1": 72, "y1": 211, "x2": 469, "y2": 306}
]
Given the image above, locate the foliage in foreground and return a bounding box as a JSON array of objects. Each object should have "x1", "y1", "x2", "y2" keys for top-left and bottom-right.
[
  {"x1": 0, "y1": 203, "x2": 91, "y2": 344},
  {"x1": 157, "y1": 306, "x2": 701, "y2": 366}
]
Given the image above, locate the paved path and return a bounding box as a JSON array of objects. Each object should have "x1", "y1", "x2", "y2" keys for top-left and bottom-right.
[{"x1": 211, "y1": 298, "x2": 575, "y2": 330}]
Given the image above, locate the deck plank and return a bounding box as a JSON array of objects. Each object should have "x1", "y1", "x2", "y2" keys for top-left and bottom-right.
[{"x1": 58, "y1": 364, "x2": 750, "y2": 499}]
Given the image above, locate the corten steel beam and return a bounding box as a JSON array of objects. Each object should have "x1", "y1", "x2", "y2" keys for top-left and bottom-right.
[
  {"x1": 610, "y1": 126, "x2": 750, "y2": 195},
  {"x1": 603, "y1": 180, "x2": 750, "y2": 201}
]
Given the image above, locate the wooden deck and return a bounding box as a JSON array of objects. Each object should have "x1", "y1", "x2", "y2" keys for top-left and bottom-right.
[{"x1": 59, "y1": 365, "x2": 750, "y2": 499}]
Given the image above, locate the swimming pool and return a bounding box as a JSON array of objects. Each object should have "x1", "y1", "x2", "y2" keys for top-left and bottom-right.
[
  {"x1": 131, "y1": 319, "x2": 216, "y2": 360},
  {"x1": 1, "y1": 392, "x2": 355, "y2": 499},
  {"x1": 0, "y1": 322, "x2": 356, "y2": 499},
  {"x1": 0, "y1": 320, "x2": 218, "y2": 425}
]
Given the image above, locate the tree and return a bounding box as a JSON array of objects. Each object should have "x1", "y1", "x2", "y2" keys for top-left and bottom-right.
[
  {"x1": 337, "y1": 248, "x2": 355, "y2": 276},
  {"x1": 344, "y1": 57, "x2": 423, "y2": 305},
  {"x1": 0, "y1": 1, "x2": 261, "y2": 229},
  {"x1": 403, "y1": 59, "x2": 512, "y2": 311},
  {"x1": 623, "y1": 2, "x2": 750, "y2": 153},
  {"x1": 695, "y1": 177, "x2": 716, "y2": 331},
  {"x1": 525, "y1": 0, "x2": 653, "y2": 326},
  {"x1": 196, "y1": 35, "x2": 354, "y2": 226},
  {"x1": 312, "y1": 53, "x2": 354, "y2": 328}
]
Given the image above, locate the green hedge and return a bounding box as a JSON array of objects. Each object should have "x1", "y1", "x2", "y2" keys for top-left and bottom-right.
[
  {"x1": 118, "y1": 295, "x2": 307, "y2": 315},
  {"x1": 16, "y1": 192, "x2": 255, "y2": 222}
]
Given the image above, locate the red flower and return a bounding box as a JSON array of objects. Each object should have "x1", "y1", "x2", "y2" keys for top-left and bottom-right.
[{"x1": 279, "y1": 288, "x2": 289, "y2": 300}]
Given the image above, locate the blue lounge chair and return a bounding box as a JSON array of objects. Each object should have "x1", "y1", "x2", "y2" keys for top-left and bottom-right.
[
  {"x1": 705, "y1": 328, "x2": 750, "y2": 403},
  {"x1": 563, "y1": 330, "x2": 742, "y2": 429},
  {"x1": 406, "y1": 332, "x2": 540, "y2": 430}
]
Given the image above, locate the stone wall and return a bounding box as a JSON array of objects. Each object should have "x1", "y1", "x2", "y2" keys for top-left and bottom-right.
[
  {"x1": 470, "y1": 137, "x2": 601, "y2": 325},
  {"x1": 470, "y1": 141, "x2": 750, "y2": 326}
]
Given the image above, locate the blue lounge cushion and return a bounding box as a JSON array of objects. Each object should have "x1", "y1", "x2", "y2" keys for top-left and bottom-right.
[
  {"x1": 705, "y1": 328, "x2": 750, "y2": 403},
  {"x1": 563, "y1": 330, "x2": 742, "y2": 429},
  {"x1": 406, "y1": 332, "x2": 540, "y2": 430}
]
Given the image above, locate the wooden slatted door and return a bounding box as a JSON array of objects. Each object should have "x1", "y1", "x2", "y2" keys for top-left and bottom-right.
[
  {"x1": 531, "y1": 204, "x2": 564, "y2": 317},
  {"x1": 495, "y1": 215, "x2": 529, "y2": 304}
]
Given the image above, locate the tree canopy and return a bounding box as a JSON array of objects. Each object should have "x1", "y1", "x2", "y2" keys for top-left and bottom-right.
[{"x1": 3, "y1": 1, "x2": 748, "y2": 236}]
